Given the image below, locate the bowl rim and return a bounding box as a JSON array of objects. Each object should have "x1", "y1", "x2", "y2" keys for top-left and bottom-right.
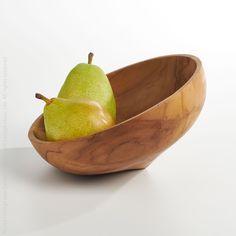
[{"x1": 29, "y1": 54, "x2": 202, "y2": 145}]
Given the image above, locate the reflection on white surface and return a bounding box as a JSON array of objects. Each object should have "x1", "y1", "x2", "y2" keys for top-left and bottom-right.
[{"x1": 1, "y1": 148, "x2": 148, "y2": 235}]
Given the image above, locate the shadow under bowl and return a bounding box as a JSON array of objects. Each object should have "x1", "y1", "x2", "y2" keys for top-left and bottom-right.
[{"x1": 28, "y1": 54, "x2": 206, "y2": 175}]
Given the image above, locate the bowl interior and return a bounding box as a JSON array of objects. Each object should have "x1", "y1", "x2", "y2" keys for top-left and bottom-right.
[
  {"x1": 109, "y1": 55, "x2": 196, "y2": 123},
  {"x1": 33, "y1": 55, "x2": 197, "y2": 141}
]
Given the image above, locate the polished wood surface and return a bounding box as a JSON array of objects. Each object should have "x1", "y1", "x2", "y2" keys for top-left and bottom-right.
[{"x1": 28, "y1": 54, "x2": 206, "y2": 175}]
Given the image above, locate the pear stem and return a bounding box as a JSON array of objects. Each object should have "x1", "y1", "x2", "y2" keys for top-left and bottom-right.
[
  {"x1": 35, "y1": 93, "x2": 52, "y2": 105},
  {"x1": 88, "y1": 52, "x2": 94, "y2": 64}
]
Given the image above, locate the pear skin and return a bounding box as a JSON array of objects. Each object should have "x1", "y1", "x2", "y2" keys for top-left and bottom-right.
[
  {"x1": 35, "y1": 93, "x2": 114, "y2": 141},
  {"x1": 58, "y1": 53, "x2": 116, "y2": 121}
]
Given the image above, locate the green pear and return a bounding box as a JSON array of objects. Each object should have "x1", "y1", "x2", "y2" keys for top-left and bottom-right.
[
  {"x1": 35, "y1": 93, "x2": 114, "y2": 141},
  {"x1": 58, "y1": 53, "x2": 116, "y2": 121}
]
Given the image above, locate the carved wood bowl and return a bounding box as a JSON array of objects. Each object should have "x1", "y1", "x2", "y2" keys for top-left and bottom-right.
[{"x1": 28, "y1": 54, "x2": 206, "y2": 175}]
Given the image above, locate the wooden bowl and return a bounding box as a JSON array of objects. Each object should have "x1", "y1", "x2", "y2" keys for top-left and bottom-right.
[{"x1": 28, "y1": 54, "x2": 206, "y2": 175}]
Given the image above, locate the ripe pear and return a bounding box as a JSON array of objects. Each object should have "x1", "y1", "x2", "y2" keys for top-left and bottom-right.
[
  {"x1": 35, "y1": 93, "x2": 114, "y2": 141},
  {"x1": 58, "y1": 53, "x2": 116, "y2": 121}
]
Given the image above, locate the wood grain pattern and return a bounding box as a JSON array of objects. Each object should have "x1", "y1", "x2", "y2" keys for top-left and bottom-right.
[{"x1": 28, "y1": 54, "x2": 206, "y2": 175}]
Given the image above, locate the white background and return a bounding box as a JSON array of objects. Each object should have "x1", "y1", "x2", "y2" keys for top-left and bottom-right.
[
  {"x1": 0, "y1": 0, "x2": 236, "y2": 235},
  {"x1": 0, "y1": 0, "x2": 235, "y2": 149}
]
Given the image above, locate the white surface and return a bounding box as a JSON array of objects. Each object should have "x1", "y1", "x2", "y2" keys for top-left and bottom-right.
[
  {"x1": 0, "y1": 0, "x2": 236, "y2": 148},
  {"x1": 1, "y1": 131, "x2": 236, "y2": 236}
]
